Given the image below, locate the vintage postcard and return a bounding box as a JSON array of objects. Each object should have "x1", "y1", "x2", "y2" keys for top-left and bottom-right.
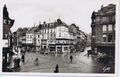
[{"x1": 1, "y1": 0, "x2": 119, "y2": 76}]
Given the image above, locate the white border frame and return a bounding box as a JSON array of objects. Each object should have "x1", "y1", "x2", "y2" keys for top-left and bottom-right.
[{"x1": 0, "y1": 0, "x2": 119, "y2": 77}]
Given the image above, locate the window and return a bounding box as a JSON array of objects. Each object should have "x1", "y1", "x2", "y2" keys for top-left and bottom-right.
[
  {"x1": 4, "y1": 19, "x2": 6, "y2": 24},
  {"x1": 102, "y1": 17, "x2": 107, "y2": 22},
  {"x1": 45, "y1": 29, "x2": 46, "y2": 33},
  {"x1": 63, "y1": 41, "x2": 65, "y2": 44},
  {"x1": 51, "y1": 29, "x2": 52, "y2": 33},
  {"x1": 96, "y1": 17, "x2": 100, "y2": 22},
  {"x1": 4, "y1": 34, "x2": 8, "y2": 39},
  {"x1": 64, "y1": 47, "x2": 68, "y2": 51},
  {"x1": 8, "y1": 20, "x2": 11, "y2": 24},
  {"x1": 103, "y1": 35, "x2": 107, "y2": 42},
  {"x1": 103, "y1": 25, "x2": 107, "y2": 32},
  {"x1": 27, "y1": 35, "x2": 29, "y2": 38},
  {"x1": 4, "y1": 19, "x2": 9, "y2": 24},
  {"x1": 51, "y1": 34, "x2": 52, "y2": 39},
  {"x1": 108, "y1": 24, "x2": 112, "y2": 31},
  {"x1": 59, "y1": 33, "x2": 61, "y2": 37},
  {"x1": 58, "y1": 41, "x2": 60, "y2": 43},
  {"x1": 108, "y1": 35, "x2": 112, "y2": 42},
  {"x1": 30, "y1": 35, "x2": 32, "y2": 38}
]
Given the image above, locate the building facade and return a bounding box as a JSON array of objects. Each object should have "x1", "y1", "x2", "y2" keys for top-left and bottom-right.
[
  {"x1": 55, "y1": 20, "x2": 72, "y2": 53},
  {"x1": 91, "y1": 4, "x2": 115, "y2": 56},
  {"x1": 3, "y1": 5, "x2": 15, "y2": 71},
  {"x1": 24, "y1": 19, "x2": 87, "y2": 53},
  {"x1": 26, "y1": 27, "x2": 37, "y2": 51},
  {"x1": 39, "y1": 19, "x2": 73, "y2": 53},
  {"x1": 35, "y1": 32, "x2": 42, "y2": 51}
]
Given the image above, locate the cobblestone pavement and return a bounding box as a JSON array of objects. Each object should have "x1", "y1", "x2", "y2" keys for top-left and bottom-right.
[{"x1": 19, "y1": 47, "x2": 114, "y2": 73}]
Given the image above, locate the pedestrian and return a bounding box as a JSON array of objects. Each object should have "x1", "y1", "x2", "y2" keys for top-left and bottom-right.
[
  {"x1": 15, "y1": 58, "x2": 21, "y2": 71},
  {"x1": 21, "y1": 54, "x2": 25, "y2": 64},
  {"x1": 70, "y1": 55, "x2": 73, "y2": 63},
  {"x1": 14, "y1": 58, "x2": 17, "y2": 69},
  {"x1": 54, "y1": 64, "x2": 59, "y2": 73},
  {"x1": 34, "y1": 57, "x2": 39, "y2": 66},
  {"x1": 17, "y1": 58, "x2": 20, "y2": 68},
  {"x1": 87, "y1": 50, "x2": 91, "y2": 57}
]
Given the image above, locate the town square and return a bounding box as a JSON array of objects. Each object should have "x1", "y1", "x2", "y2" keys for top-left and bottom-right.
[{"x1": 2, "y1": 0, "x2": 116, "y2": 73}]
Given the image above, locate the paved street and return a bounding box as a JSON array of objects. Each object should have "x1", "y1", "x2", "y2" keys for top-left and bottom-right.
[{"x1": 19, "y1": 47, "x2": 114, "y2": 73}]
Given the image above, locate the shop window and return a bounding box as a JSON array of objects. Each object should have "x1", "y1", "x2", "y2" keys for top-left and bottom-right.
[{"x1": 64, "y1": 47, "x2": 68, "y2": 51}]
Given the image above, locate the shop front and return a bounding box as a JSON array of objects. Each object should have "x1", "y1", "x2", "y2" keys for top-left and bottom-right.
[{"x1": 49, "y1": 44, "x2": 56, "y2": 53}]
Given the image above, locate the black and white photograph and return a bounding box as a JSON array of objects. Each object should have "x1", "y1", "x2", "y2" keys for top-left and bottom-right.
[{"x1": 2, "y1": 0, "x2": 117, "y2": 74}]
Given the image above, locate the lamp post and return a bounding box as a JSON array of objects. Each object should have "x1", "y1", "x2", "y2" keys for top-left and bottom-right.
[{"x1": 92, "y1": 35, "x2": 95, "y2": 54}]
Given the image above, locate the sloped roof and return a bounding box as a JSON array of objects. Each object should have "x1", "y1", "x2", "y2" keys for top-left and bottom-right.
[
  {"x1": 37, "y1": 19, "x2": 68, "y2": 29},
  {"x1": 26, "y1": 26, "x2": 38, "y2": 33},
  {"x1": 96, "y1": 4, "x2": 115, "y2": 15}
]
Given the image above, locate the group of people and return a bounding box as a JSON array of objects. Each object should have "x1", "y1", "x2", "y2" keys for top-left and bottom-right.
[
  {"x1": 12, "y1": 54, "x2": 25, "y2": 70},
  {"x1": 11, "y1": 46, "x2": 26, "y2": 71}
]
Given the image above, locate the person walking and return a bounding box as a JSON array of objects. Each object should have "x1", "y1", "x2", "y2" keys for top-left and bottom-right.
[
  {"x1": 34, "y1": 57, "x2": 39, "y2": 66},
  {"x1": 15, "y1": 58, "x2": 21, "y2": 71},
  {"x1": 54, "y1": 64, "x2": 59, "y2": 73},
  {"x1": 70, "y1": 55, "x2": 73, "y2": 63},
  {"x1": 21, "y1": 54, "x2": 25, "y2": 64},
  {"x1": 17, "y1": 58, "x2": 20, "y2": 68},
  {"x1": 14, "y1": 58, "x2": 17, "y2": 68}
]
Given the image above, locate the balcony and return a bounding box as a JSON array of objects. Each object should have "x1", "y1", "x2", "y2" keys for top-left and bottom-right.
[{"x1": 95, "y1": 42, "x2": 115, "y2": 46}]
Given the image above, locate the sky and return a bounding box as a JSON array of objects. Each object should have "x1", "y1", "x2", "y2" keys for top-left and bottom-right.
[{"x1": 2, "y1": 0, "x2": 117, "y2": 34}]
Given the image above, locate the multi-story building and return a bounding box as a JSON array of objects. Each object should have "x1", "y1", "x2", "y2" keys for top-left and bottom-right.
[
  {"x1": 69, "y1": 24, "x2": 87, "y2": 52},
  {"x1": 86, "y1": 33, "x2": 91, "y2": 47},
  {"x1": 91, "y1": 4, "x2": 115, "y2": 56},
  {"x1": 3, "y1": 5, "x2": 15, "y2": 71},
  {"x1": 25, "y1": 19, "x2": 87, "y2": 53},
  {"x1": 55, "y1": 19, "x2": 72, "y2": 53},
  {"x1": 13, "y1": 28, "x2": 28, "y2": 48},
  {"x1": 35, "y1": 31, "x2": 42, "y2": 51},
  {"x1": 39, "y1": 19, "x2": 73, "y2": 53},
  {"x1": 26, "y1": 27, "x2": 37, "y2": 51},
  {"x1": 39, "y1": 21, "x2": 56, "y2": 52},
  {"x1": 12, "y1": 31, "x2": 17, "y2": 46}
]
